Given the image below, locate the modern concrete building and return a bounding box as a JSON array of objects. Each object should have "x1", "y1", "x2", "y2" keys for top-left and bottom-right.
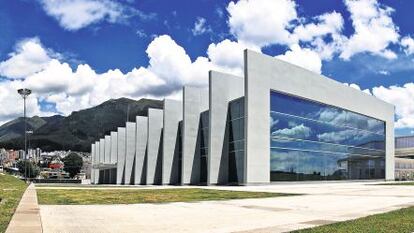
[
  {"x1": 395, "y1": 136, "x2": 414, "y2": 180},
  {"x1": 395, "y1": 136, "x2": 414, "y2": 159},
  {"x1": 91, "y1": 50, "x2": 395, "y2": 185}
]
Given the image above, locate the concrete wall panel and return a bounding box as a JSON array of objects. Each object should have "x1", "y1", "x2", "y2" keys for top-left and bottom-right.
[
  {"x1": 104, "y1": 136, "x2": 111, "y2": 164},
  {"x1": 147, "y1": 109, "x2": 163, "y2": 185},
  {"x1": 99, "y1": 139, "x2": 105, "y2": 164},
  {"x1": 135, "y1": 116, "x2": 148, "y2": 185},
  {"x1": 116, "y1": 127, "x2": 126, "y2": 185},
  {"x1": 91, "y1": 143, "x2": 95, "y2": 184},
  {"x1": 110, "y1": 132, "x2": 118, "y2": 164},
  {"x1": 182, "y1": 86, "x2": 209, "y2": 184},
  {"x1": 208, "y1": 71, "x2": 244, "y2": 185},
  {"x1": 244, "y1": 50, "x2": 395, "y2": 183},
  {"x1": 95, "y1": 141, "x2": 101, "y2": 184},
  {"x1": 124, "y1": 122, "x2": 136, "y2": 185},
  {"x1": 162, "y1": 99, "x2": 183, "y2": 184}
]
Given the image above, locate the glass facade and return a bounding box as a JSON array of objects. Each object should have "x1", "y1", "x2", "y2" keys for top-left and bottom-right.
[
  {"x1": 270, "y1": 91, "x2": 386, "y2": 181},
  {"x1": 395, "y1": 136, "x2": 414, "y2": 149},
  {"x1": 228, "y1": 97, "x2": 245, "y2": 183}
]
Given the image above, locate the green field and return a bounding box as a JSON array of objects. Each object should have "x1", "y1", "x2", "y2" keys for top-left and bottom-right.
[
  {"x1": 37, "y1": 188, "x2": 293, "y2": 205},
  {"x1": 0, "y1": 174, "x2": 27, "y2": 233},
  {"x1": 294, "y1": 207, "x2": 414, "y2": 233},
  {"x1": 377, "y1": 182, "x2": 414, "y2": 186}
]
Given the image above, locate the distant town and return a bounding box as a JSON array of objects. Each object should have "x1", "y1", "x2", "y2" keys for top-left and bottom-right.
[{"x1": 0, "y1": 148, "x2": 90, "y2": 182}]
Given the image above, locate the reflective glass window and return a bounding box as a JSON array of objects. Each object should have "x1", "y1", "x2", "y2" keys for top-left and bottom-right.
[
  {"x1": 270, "y1": 91, "x2": 385, "y2": 135},
  {"x1": 270, "y1": 91, "x2": 385, "y2": 181}
]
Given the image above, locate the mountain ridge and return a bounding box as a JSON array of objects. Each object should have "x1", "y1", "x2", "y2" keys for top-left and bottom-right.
[{"x1": 0, "y1": 97, "x2": 163, "y2": 152}]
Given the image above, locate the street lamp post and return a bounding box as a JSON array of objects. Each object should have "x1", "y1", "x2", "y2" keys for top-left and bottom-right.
[{"x1": 17, "y1": 88, "x2": 31, "y2": 180}]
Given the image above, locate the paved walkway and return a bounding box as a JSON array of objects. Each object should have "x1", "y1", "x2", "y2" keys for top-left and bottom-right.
[
  {"x1": 6, "y1": 183, "x2": 42, "y2": 233},
  {"x1": 38, "y1": 182, "x2": 414, "y2": 233}
]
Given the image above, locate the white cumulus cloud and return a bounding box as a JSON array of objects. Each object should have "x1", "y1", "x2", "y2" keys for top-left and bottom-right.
[
  {"x1": 227, "y1": 0, "x2": 297, "y2": 47},
  {"x1": 272, "y1": 123, "x2": 312, "y2": 139},
  {"x1": 38, "y1": 0, "x2": 142, "y2": 31},
  {"x1": 207, "y1": 39, "x2": 260, "y2": 74},
  {"x1": 293, "y1": 11, "x2": 344, "y2": 43},
  {"x1": 0, "y1": 35, "x2": 246, "y2": 118},
  {"x1": 340, "y1": 0, "x2": 400, "y2": 60},
  {"x1": 401, "y1": 36, "x2": 414, "y2": 55},
  {"x1": 191, "y1": 17, "x2": 211, "y2": 36},
  {"x1": 276, "y1": 44, "x2": 322, "y2": 74},
  {"x1": 0, "y1": 38, "x2": 55, "y2": 79},
  {"x1": 372, "y1": 84, "x2": 414, "y2": 128},
  {"x1": 343, "y1": 83, "x2": 372, "y2": 95}
]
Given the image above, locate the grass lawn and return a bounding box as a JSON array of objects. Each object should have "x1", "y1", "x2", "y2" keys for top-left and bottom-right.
[
  {"x1": 377, "y1": 182, "x2": 414, "y2": 186},
  {"x1": 293, "y1": 207, "x2": 414, "y2": 233},
  {"x1": 34, "y1": 184, "x2": 145, "y2": 188},
  {"x1": 0, "y1": 174, "x2": 27, "y2": 233},
  {"x1": 37, "y1": 188, "x2": 293, "y2": 205}
]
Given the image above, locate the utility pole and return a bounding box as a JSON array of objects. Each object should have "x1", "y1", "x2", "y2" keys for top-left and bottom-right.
[{"x1": 18, "y1": 88, "x2": 31, "y2": 181}]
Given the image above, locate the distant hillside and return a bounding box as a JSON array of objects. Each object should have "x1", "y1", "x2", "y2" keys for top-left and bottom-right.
[{"x1": 0, "y1": 98, "x2": 163, "y2": 152}]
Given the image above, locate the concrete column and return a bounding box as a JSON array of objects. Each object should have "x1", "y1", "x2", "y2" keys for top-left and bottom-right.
[
  {"x1": 104, "y1": 136, "x2": 111, "y2": 164},
  {"x1": 162, "y1": 99, "x2": 183, "y2": 185},
  {"x1": 91, "y1": 143, "x2": 95, "y2": 184},
  {"x1": 95, "y1": 141, "x2": 100, "y2": 184},
  {"x1": 386, "y1": 120, "x2": 395, "y2": 181},
  {"x1": 116, "y1": 127, "x2": 126, "y2": 185},
  {"x1": 147, "y1": 109, "x2": 163, "y2": 185},
  {"x1": 182, "y1": 86, "x2": 209, "y2": 185},
  {"x1": 99, "y1": 139, "x2": 105, "y2": 164},
  {"x1": 99, "y1": 138, "x2": 106, "y2": 183},
  {"x1": 208, "y1": 71, "x2": 244, "y2": 185},
  {"x1": 124, "y1": 122, "x2": 136, "y2": 185},
  {"x1": 135, "y1": 116, "x2": 148, "y2": 185},
  {"x1": 110, "y1": 132, "x2": 118, "y2": 164},
  {"x1": 109, "y1": 132, "x2": 117, "y2": 184}
]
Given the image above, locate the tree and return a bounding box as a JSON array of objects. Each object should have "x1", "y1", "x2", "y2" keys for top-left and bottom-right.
[
  {"x1": 16, "y1": 160, "x2": 40, "y2": 178},
  {"x1": 62, "y1": 153, "x2": 83, "y2": 178}
]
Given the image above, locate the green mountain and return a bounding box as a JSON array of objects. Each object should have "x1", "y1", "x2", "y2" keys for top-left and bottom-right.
[{"x1": 0, "y1": 98, "x2": 163, "y2": 152}]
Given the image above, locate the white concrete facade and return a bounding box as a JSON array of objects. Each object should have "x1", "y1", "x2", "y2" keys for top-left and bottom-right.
[
  {"x1": 244, "y1": 50, "x2": 395, "y2": 183},
  {"x1": 162, "y1": 99, "x2": 182, "y2": 185},
  {"x1": 104, "y1": 136, "x2": 110, "y2": 164},
  {"x1": 94, "y1": 141, "x2": 100, "y2": 184},
  {"x1": 135, "y1": 116, "x2": 148, "y2": 185},
  {"x1": 99, "y1": 139, "x2": 105, "y2": 164},
  {"x1": 147, "y1": 109, "x2": 163, "y2": 185},
  {"x1": 208, "y1": 71, "x2": 244, "y2": 185},
  {"x1": 91, "y1": 143, "x2": 95, "y2": 184},
  {"x1": 91, "y1": 49, "x2": 395, "y2": 185},
  {"x1": 182, "y1": 86, "x2": 209, "y2": 185},
  {"x1": 116, "y1": 127, "x2": 126, "y2": 185},
  {"x1": 124, "y1": 122, "x2": 136, "y2": 185},
  {"x1": 110, "y1": 132, "x2": 117, "y2": 164}
]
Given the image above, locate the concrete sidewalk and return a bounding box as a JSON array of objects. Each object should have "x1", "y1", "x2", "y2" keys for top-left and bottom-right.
[
  {"x1": 6, "y1": 183, "x2": 42, "y2": 233},
  {"x1": 38, "y1": 182, "x2": 414, "y2": 233}
]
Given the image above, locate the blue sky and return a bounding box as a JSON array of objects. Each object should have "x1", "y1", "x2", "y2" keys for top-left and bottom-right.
[{"x1": 0, "y1": 0, "x2": 413, "y2": 136}]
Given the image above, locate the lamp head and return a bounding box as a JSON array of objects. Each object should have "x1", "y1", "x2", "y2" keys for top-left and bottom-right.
[{"x1": 17, "y1": 88, "x2": 32, "y2": 98}]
